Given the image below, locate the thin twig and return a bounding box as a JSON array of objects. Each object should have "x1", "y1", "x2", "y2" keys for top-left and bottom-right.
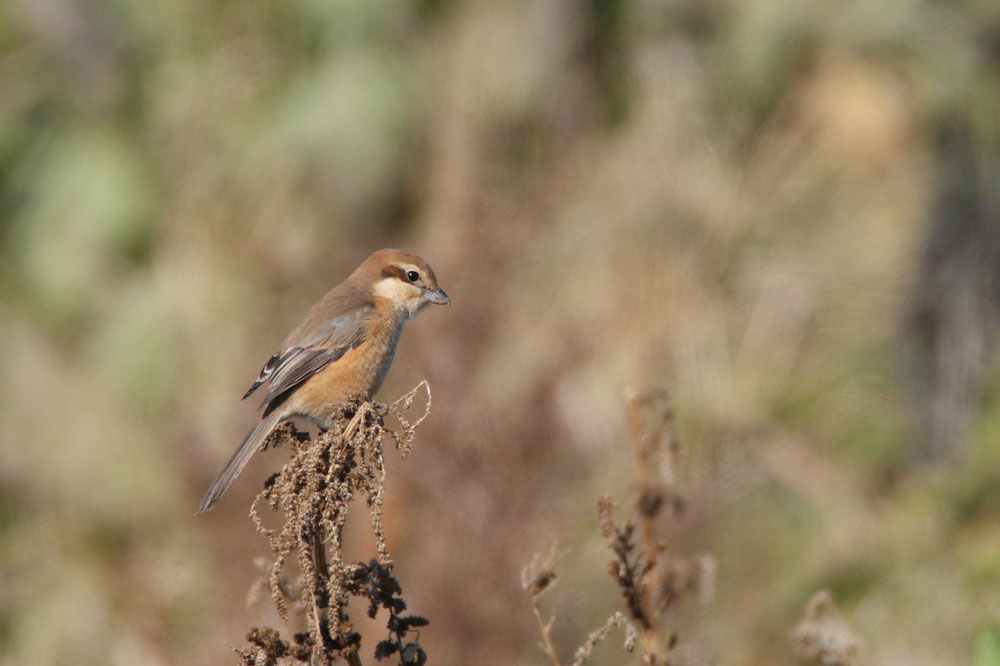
[
  {"x1": 571, "y1": 611, "x2": 637, "y2": 666},
  {"x1": 530, "y1": 599, "x2": 564, "y2": 666}
]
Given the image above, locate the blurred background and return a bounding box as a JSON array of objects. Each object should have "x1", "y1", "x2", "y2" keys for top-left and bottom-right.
[{"x1": 2, "y1": 0, "x2": 1000, "y2": 664}]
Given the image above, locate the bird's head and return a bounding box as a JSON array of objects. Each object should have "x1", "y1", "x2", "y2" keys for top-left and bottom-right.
[{"x1": 359, "y1": 249, "x2": 450, "y2": 317}]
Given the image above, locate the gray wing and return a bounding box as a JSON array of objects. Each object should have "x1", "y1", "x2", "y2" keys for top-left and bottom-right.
[{"x1": 243, "y1": 304, "x2": 373, "y2": 417}]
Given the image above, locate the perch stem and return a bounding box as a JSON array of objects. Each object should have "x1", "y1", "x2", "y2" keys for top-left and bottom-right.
[{"x1": 312, "y1": 515, "x2": 362, "y2": 666}]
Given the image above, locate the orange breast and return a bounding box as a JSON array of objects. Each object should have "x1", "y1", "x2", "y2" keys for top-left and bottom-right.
[{"x1": 286, "y1": 308, "x2": 405, "y2": 425}]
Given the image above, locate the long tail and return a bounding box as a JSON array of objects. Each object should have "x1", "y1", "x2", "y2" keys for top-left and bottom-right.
[{"x1": 196, "y1": 410, "x2": 284, "y2": 513}]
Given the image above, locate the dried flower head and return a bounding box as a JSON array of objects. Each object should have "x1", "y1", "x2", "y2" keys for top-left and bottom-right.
[
  {"x1": 790, "y1": 590, "x2": 862, "y2": 666},
  {"x1": 521, "y1": 547, "x2": 561, "y2": 598}
]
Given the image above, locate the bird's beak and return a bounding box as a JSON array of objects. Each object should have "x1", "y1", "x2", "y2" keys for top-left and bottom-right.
[{"x1": 424, "y1": 287, "x2": 450, "y2": 306}]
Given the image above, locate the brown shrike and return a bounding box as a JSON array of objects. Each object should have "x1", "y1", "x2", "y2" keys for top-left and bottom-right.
[{"x1": 197, "y1": 249, "x2": 449, "y2": 513}]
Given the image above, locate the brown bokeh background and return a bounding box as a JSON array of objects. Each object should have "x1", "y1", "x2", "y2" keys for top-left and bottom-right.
[{"x1": 2, "y1": 1, "x2": 1000, "y2": 664}]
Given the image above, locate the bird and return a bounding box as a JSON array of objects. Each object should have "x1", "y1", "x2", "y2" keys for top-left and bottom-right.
[{"x1": 196, "y1": 249, "x2": 449, "y2": 513}]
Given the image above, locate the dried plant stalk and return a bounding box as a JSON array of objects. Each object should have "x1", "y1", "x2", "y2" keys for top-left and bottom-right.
[
  {"x1": 523, "y1": 387, "x2": 712, "y2": 666},
  {"x1": 237, "y1": 383, "x2": 432, "y2": 666},
  {"x1": 521, "y1": 549, "x2": 564, "y2": 666},
  {"x1": 598, "y1": 389, "x2": 713, "y2": 666}
]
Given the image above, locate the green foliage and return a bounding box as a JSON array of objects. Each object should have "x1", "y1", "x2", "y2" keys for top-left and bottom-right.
[
  {"x1": 5, "y1": 128, "x2": 158, "y2": 320},
  {"x1": 974, "y1": 623, "x2": 1000, "y2": 666}
]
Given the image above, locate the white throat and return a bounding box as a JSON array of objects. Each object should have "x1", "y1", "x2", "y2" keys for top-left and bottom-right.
[{"x1": 373, "y1": 277, "x2": 422, "y2": 318}]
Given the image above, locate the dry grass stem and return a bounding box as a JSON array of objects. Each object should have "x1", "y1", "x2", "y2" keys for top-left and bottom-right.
[
  {"x1": 521, "y1": 547, "x2": 564, "y2": 666},
  {"x1": 236, "y1": 386, "x2": 432, "y2": 666}
]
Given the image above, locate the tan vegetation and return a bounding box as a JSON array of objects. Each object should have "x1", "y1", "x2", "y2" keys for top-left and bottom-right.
[{"x1": 1, "y1": 0, "x2": 999, "y2": 665}]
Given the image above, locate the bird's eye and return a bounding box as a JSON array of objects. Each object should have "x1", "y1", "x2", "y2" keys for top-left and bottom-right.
[{"x1": 406, "y1": 270, "x2": 420, "y2": 283}]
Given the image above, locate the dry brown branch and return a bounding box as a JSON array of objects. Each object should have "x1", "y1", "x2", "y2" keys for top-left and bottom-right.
[{"x1": 236, "y1": 386, "x2": 432, "y2": 666}]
